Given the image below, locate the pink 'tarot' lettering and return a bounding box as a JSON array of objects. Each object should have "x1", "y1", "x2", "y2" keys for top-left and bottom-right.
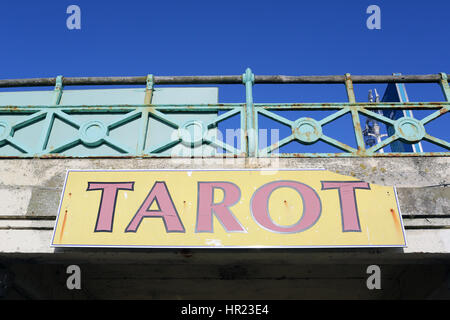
[
  {"x1": 321, "y1": 181, "x2": 370, "y2": 232},
  {"x1": 125, "y1": 181, "x2": 185, "y2": 233},
  {"x1": 196, "y1": 182, "x2": 245, "y2": 232},
  {"x1": 251, "y1": 181, "x2": 321, "y2": 233},
  {"x1": 87, "y1": 182, "x2": 135, "y2": 232}
]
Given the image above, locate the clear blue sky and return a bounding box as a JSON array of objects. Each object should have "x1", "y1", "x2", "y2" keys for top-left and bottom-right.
[{"x1": 0, "y1": 0, "x2": 448, "y2": 153}]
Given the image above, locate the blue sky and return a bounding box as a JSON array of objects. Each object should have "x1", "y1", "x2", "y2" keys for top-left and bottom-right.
[{"x1": 0, "y1": 0, "x2": 448, "y2": 153}]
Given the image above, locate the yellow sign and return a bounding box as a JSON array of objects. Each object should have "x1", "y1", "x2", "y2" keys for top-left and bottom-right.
[{"x1": 51, "y1": 169, "x2": 407, "y2": 248}]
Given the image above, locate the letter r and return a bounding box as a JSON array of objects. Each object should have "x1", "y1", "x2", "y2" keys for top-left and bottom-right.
[{"x1": 196, "y1": 182, "x2": 245, "y2": 232}]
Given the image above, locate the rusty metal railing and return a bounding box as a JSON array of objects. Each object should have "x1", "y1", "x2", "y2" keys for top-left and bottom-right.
[{"x1": 0, "y1": 69, "x2": 448, "y2": 158}]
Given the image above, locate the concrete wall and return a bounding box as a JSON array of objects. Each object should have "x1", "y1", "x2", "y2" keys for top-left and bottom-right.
[{"x1": 0, "y1": 157, "x2": 448, "y2": 299}]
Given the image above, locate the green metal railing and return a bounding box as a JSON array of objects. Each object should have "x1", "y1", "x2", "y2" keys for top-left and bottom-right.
[{"x1": 0, "y1": 68, "x2": 448, "y2": 158}]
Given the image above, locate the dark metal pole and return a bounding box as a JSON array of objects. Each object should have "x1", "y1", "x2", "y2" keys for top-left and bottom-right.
[{"x1": 0, "y1": 74, "x2": 444, "y2": 88}]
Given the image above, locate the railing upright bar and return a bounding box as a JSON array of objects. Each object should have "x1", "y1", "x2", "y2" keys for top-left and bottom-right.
[
  {"x1": 345, "y1": 74, "x2": 366, "y2": 153},
  {"x1": 440, "y1": 73, "x2": 450, "y2": 102},
  {"x1": 243, "y1": 68, "x2": 256, "y2": 157}
]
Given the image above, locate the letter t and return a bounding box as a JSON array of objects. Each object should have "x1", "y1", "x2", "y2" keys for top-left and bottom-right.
[
  {"x1": 87, "y1": 182, "x2": 135, "y2": 232},
  {"x1": 321, "y1": 181, "x2": 370, "y2": 232}
]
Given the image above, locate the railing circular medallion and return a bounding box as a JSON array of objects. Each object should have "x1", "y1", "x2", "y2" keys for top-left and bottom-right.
[
  {"x1": 292, "y1": 118, "x2": 322, "y2": 144},
  {"x1": 178, "y1": 120, "x2": 207, "y2": 147},
  {"x1": 394, "y1": 117, "x2": 425, "y2": 143},
  {"x1": 79, "y1": 120, "x2": 108, "y2": 147}
]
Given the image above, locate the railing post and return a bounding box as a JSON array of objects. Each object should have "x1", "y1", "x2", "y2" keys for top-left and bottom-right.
[
  {"x1": 52, "y1": 75, "x2": 63, "y2": 105},
  {"x1": 345, "y1": 73, "x2": 356, "y2": 103},
  {"x1": 345, "y1": 73, "x2": 365, "y2": 153},
  {"x1": 138, "y1": 74, "x2": 154, "y2": 153},
  {"x1": 440, "y1": 73, "x2": 450, "y2": 102},
  {"x1": 37, "y1": 76, "x2": 63, "y2": 153},
  {"x1": 144, "y1": 74, "x2": 154, "y2": 105},
  {"x1": 243, "y1": 68, "x2": 256, "y2": 157}
]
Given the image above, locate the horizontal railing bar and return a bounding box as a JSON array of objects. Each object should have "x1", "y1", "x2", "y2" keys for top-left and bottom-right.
[
  {"x1": 31, "y1": 152, "x2": 450, "y2": 158},
  {"x1": 0, "y1": 76, "x2": 241, "y2": 87},
  {"x1": 267, "y1": 152, "x2": 450, "y2": 158},
  {"x1": 255, "y1": 74, "x2": 442, "y2": 84},
  {"x1": 0, "y1": 102, "x2": 446, "y2": 110},
  {"x1": 257, "y1": 103, "x2": 448, "y2": 109},
  {"x1": 0, "y1": 105, "x2": 245, "y2": 112},
  {"x1": 0, "y1": 74, "x2": 445, "y2": 88},
  {"x1": 0, "y1": 152, "x2": 448, "y2": 159}
]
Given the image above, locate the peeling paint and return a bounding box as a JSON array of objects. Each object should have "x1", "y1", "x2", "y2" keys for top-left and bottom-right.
[{"x1": 205, "y1": 239, "x2": 222, "y2": 246}]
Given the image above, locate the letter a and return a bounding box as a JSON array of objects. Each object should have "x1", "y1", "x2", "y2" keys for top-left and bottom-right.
[
  {"x1": 366, "y1": 265, "x2": 381, "y2": 290},
  {"x1": 125, "y1": 182, "x2": 185, "y2": 233},
  {"x1": 366, "y1": 5, "x2": 381, "y2": 30},
  {"x1": 66, "y1": 5, "x2": 81, "y2": 30},
  {"x1": 66, "y1": 265, "x2": 81, "y2": 290}
]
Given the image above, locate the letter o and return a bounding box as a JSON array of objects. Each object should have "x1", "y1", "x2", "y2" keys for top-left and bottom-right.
[{"x1": 250, "y1": 181, "x2": 321, "y2": 233}]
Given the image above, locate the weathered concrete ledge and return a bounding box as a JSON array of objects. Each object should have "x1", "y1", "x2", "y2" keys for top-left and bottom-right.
[
  {"x1": 0, "y1": 157, "x2": 448, "y2": 189},
  {"x1": 0, "y1": 229, "x2": 449, "y2": 262},
  {"x1": 0, "y1": 157, "x2": 448, "y2": 217},
  {"x1": 0, "y1": 157, "x2": 448, "y2": 258}
]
